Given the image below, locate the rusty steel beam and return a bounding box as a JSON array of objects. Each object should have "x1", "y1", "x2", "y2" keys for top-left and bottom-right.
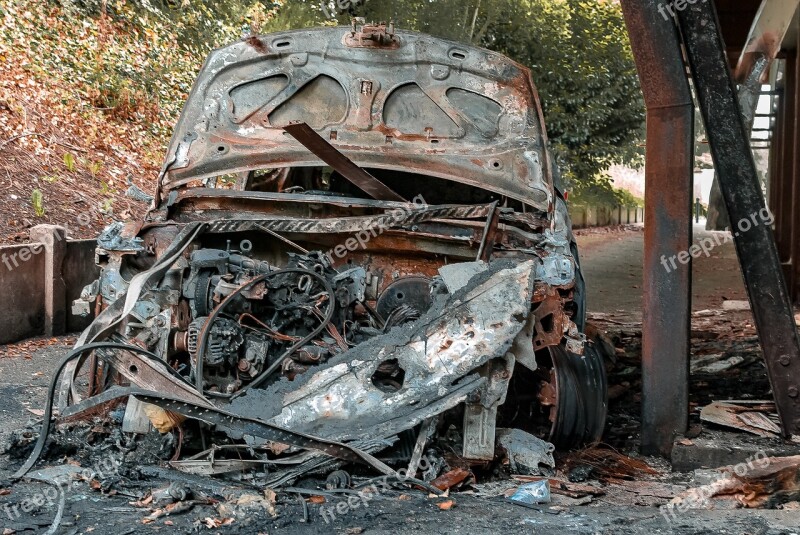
[
  {"x1": 620, "y1": 0, "x2": 694, "y2": 456},
  {"x1": 792, "y1": 32, "x2": 800, "y2": 303},
  {"x1": 734, "y1": 0, "x2": 800, "y2": 81},
  {"x1": 677, "y1": 1, "x2": 800, "y2": 436}
]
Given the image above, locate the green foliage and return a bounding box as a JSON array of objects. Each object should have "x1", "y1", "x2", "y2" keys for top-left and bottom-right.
[
  {"x1": 613, "y1": 187, "x2": 644, "y2": 208},
  {"x1": 1, "y1": 0, "x2": 216, "y2": 140},
  {"x1": 58, "y1": 0, "x2": 278, "y2": 48},
  {"x1": 520, "y1": 0, "x2": 645, "y2": 191},
  {"x1": 569, "y1": 175, "x2": 643, "y2": 208},
  {"x1": 31, "y1": 189, "x2": 45, "y2": 216},
  {"x1": 63, "y1": 152, "x2": 76, "y2": 172}
]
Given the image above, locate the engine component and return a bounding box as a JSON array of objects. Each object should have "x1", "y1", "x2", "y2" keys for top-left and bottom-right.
[
  {"x1": 241, "y1": 335, "x2": 270, "y2": 378},
  {"x1": 177, "y1": 253, "x2": 378, "y2": 396},
  {"x1": 203, "y1": 318, "x2": 244, "y2": 367},
  {"x1": 376, "y1": 277, "x2": 433, "y2": 320},
  {"x1": 293, "y1": 345, "x2": 329, "y2": 364}
]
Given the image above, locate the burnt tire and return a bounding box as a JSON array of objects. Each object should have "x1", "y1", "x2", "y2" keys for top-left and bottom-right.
[{"x1": 543, "y1": 343, "x2": 608, "y2": 449}]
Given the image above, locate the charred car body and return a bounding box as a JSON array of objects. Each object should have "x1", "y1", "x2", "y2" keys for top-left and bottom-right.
[{"x1": 18, "y1": 23, "x2": 607, "y2": 485}]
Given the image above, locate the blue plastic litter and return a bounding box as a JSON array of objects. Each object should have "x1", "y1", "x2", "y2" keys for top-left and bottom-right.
[{"x1": 509, "y1": 480, "x2": 551, "y2": 506}]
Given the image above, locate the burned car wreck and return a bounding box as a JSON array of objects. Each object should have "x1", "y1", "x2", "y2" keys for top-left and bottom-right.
[{"x1": 16, "y1": 23, "x2": 607, "y2": 494}]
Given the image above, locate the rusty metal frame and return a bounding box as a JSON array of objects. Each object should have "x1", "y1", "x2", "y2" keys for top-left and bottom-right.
[
  {"x1": 677, "y1": 0, "x2": 800, "y2": 436},
  {"x1": 706, "y1": 0, "x2": 800, "y2": 230},
  {"x1": 620, "y1": 0, "x2": 694, "y2": 456},
  {"x1": 282, "y1": 122, "x2": 405, "y2": 201}
]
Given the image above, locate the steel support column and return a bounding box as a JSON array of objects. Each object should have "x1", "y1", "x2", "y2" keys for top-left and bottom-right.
[
  {"x1": 678, "y1": 2, "x2": 800, "y2": 436},
  {"x1": 620, "y1": 0, "x2": 694, "y2": 456}
]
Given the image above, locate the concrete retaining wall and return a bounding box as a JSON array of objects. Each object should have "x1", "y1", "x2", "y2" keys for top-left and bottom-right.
[
  {"x1": 0, "y1": 243, "x2": 47, "y2": 344},
  {"x1": 0, "y1": 228, "x2": 98, "y2": 345},
  {"x1": 569, "y1": 205, "x2": 644, "y2": 229}
]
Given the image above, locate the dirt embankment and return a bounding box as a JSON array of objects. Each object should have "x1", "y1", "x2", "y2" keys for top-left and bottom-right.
[{"x1": 0, "y1": 1, "x2": 199, "y2": 245}]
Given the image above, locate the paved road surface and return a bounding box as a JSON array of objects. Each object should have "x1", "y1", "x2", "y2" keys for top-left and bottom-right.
[{"x1": 577, "y1": 223, "x2": 748, "y2": 321}]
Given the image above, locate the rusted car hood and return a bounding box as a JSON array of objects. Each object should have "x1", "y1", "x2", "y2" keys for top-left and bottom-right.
[{"x1": 157, "y1": 26, "x2": 554, "y2": 211}]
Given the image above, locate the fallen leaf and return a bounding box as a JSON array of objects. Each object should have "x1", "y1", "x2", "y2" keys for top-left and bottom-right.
[
  {"x1": 0, "y1": 489, "x2": 11, "y2": 496},
  {"x1": 202, "y1": 517, "x2": 234, "y2": 528},
  {"x1": 307, "y1": 495, "x2": 325, "y2": 504},
  {"x1": 437, "y1": 499, "x2": 455, "y2": 511},
  {"x1": 131, "y1": 494, "x2": 153, "y2": 507}
]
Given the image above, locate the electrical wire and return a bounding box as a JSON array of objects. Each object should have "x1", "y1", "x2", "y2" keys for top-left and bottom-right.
[
  {"x1": 194, "y1": 268, "x2": 335, "y2": 399},
  {"x1": 13, "y1": 342, "x2": 181, "y2": 480}
]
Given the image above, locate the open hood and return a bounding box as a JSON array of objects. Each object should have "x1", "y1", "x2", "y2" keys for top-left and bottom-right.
[{"x1": 158, "y1": 24, "x2": 554, "y2": 211}]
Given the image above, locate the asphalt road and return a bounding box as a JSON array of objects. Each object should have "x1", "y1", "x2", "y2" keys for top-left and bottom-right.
[{"x1": 576, "y1": 223, "x2": 749, "y2": 321}]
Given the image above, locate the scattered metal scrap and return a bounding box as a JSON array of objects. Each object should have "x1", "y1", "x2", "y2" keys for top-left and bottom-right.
[
  {"x1": 497, "y1": 428, "x2": 556, "y2": 476},
  {"x1": 700, "y1": 401, "x2": 782, "y2": 438}
]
